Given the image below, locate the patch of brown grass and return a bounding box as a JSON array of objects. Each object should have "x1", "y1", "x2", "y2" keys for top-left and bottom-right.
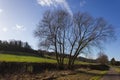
[{"x1": 0, "y1": 68, "x2": 107, "y2": 80}]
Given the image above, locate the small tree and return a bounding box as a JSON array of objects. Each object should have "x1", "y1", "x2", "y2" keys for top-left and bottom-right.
[
  {"x1": 97, "y1": 52, "x2": 108, "y2": 65},
  {"x1": 110, "y1": 58, "x2": 116, "y2": 65}
]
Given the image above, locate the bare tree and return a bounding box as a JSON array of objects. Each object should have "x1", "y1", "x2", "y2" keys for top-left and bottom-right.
[
  {"x1": 67, "y1": 12, "x2": 114, "y2": 68},
  {"x1": 35, "y1": 10, "x2": 72, "y2": 68},
  {"x1": 34, "y1": 9, "x2": 114, "y2": 69},
  {"x1": 97, "y1": 52, "x2": 109, "y2": 64}
]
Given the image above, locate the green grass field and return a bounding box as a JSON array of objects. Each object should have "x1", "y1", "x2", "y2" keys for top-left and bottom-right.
[
  {"x1": 0, "y1": 53, "x2": 91, "y2": 65},
  {"x1": 0, "y1": 53, "x2": 57, "y2": 63}
]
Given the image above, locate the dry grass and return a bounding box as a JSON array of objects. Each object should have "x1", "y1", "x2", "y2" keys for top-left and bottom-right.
[
  {"x1": 57, "y1": 73, "x2": 92, "y2": 80},
  {"x1": 0, "y1": 69, "x2": 108, "y2": 80},
  {"x1": 115, "y1": 66, "x2": 120, "y2": 73},
  {"x1": 56, "y1": 68, "x2": 107, "y2": 80}
]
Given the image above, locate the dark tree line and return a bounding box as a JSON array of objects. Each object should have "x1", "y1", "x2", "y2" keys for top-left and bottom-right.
[
  {"x1": 0, "y1": 40, "x2": 34, "y2": 53},
  {"x1": 110, "y1": 58, "x2": 120, "y2": 66}
]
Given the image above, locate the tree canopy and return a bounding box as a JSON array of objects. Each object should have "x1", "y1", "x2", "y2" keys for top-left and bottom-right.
[{"x1": 35, "y1": 9, "x2": 115, "y2": 69}]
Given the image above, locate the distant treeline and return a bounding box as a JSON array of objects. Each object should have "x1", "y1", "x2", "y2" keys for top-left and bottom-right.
[{"x1": 0, "y1": 40, "x2": 36, "y2": 53}]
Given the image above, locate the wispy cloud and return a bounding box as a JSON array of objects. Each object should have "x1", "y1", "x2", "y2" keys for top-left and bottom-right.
[
  {"x1": 2, "y1": 27, "x2": 8, "y2": 32},
  {"x1": 37, "y1": 0, "x2": 73, "y2": 15},
  {"x1": 80, "y1": 0, "x2": 86, "y2": 7},
  {"x1": 0, "y1": 9, "x2": 3, "y2": 13},
  {"x1": 37, "y1": 0, "x2": 53, "y2": 6},
  {"x1": 14, "y1": 24, "x2": 26, "y2": 31}
]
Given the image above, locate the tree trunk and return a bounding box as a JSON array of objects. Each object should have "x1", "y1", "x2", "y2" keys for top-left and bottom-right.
[{"x1": 68, "y1": 56, "x2": 75, "y2": 69}]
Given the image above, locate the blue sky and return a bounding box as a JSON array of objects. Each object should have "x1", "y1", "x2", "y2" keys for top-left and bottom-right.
[{"x1": 0, "y1": 0, "x2": 120, "y2": 60}]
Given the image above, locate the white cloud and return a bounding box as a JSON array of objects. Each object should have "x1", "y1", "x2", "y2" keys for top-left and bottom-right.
[
  {"x1": 37, "y1": 0, "x2": 53, "y2": 6},
  {"x1": 80, "y1": 0, "x2": 86, "y2": 7},
  {"x1": 0, "y1": 9, "x2": 3, "y2": 13},
  {"x1": 37, "y1": 0, "x2": 73, "y2": 16},
  {"x1": 2, "y1": 27, "x2": 8, "y2": 32},
  {"x1": 14, "y1": 24, "x2": 26, "y2": 31}
]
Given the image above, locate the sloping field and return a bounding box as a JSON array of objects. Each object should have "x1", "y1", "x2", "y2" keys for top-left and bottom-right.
[
  {"x1": 0, "y1": 53, "x2": 57, "y2": 63},
  {"x1": 0, "y1": 53, "x2": 93, "y2": 65}
]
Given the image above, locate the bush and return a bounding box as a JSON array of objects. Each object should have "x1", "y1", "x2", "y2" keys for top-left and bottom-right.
[
  {"x1": 0, "y1": 62, "x2": 58, "y2": 74},
  {"x1": 89, "y1": 64, "x2": 110, "y2": 70}
]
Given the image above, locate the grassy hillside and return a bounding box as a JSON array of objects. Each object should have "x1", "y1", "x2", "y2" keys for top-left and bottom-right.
[
  {"x1": 0, "y1": 53, "x2": 56, "y2": 63},
  {"x1": 0, "y1": 53, "x2": 92, "y2": 65}
]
